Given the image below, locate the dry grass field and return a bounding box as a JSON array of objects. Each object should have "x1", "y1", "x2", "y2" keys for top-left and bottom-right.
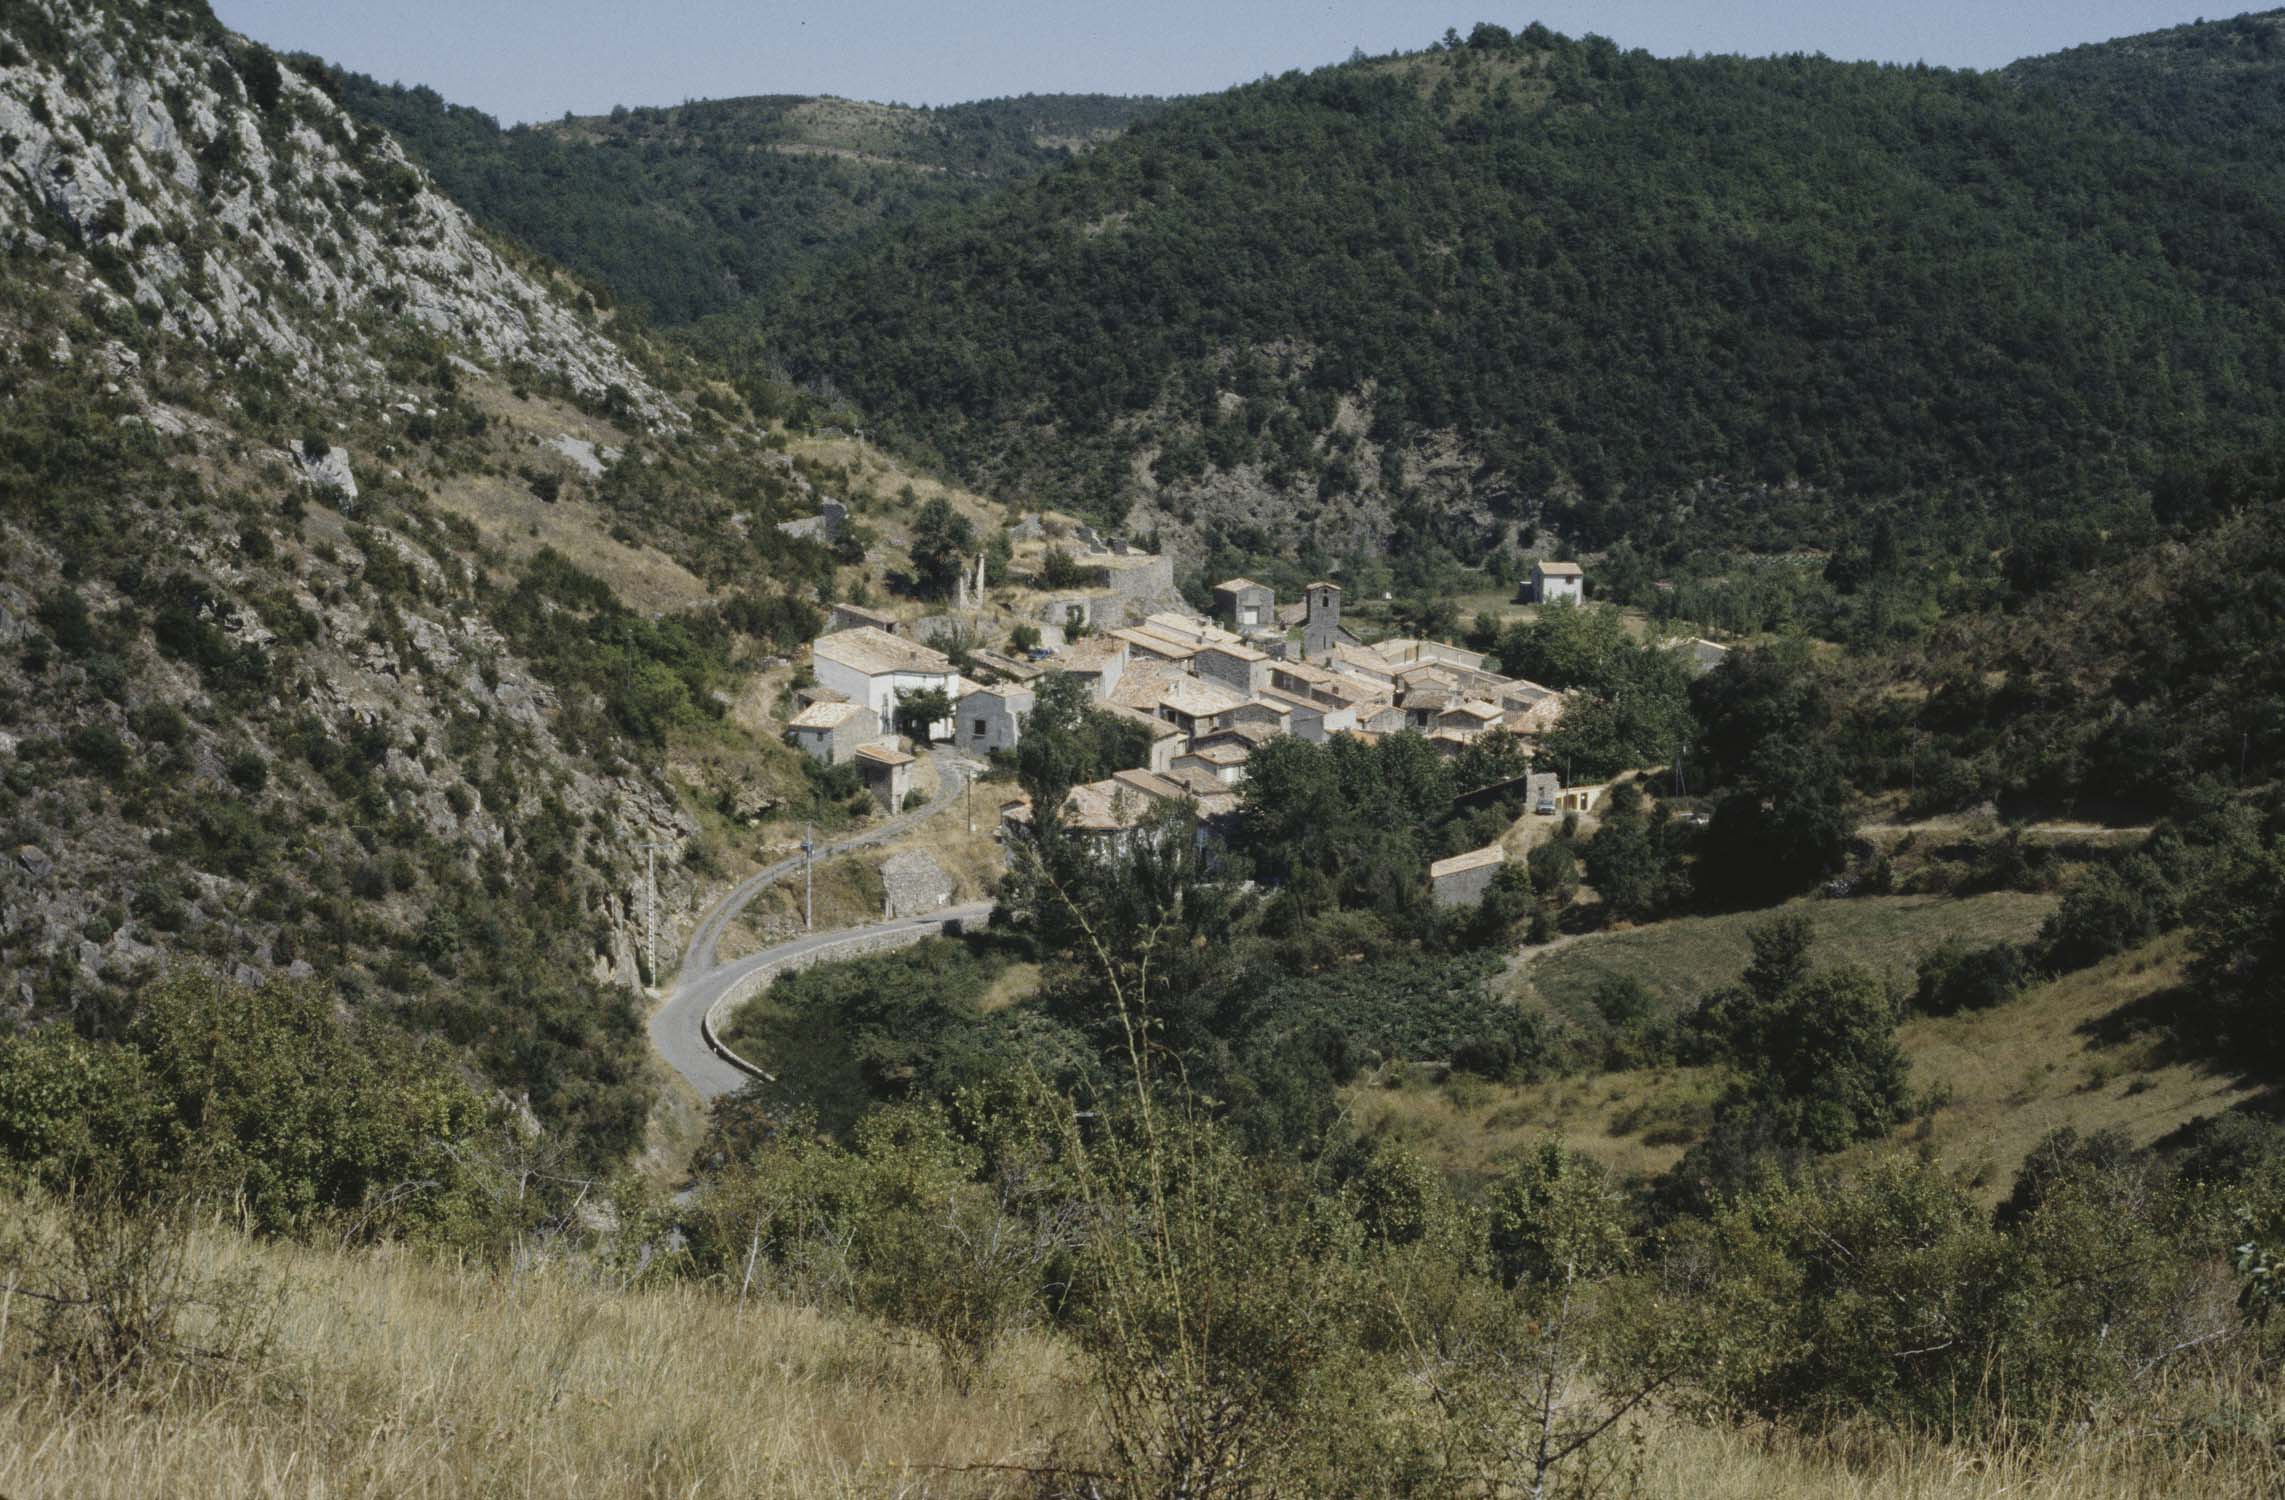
[
  {"x1": 1359, "y1": 909, "x2": 2257, "y2": 1206},
  {"x1": 0, "y1": 1210, "x2": 2268, "y2": 1499},
  {"x1": 1516, "y1": 890, "x2": 2058, "y2": 1018}
]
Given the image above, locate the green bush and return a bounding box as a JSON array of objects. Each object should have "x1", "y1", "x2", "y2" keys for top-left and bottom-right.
[
  {"x1": 1912, "y1": 940, "x2": 2029, "y2": 1015},
  {"x1": 0, "y1": 970, "x2": 490, "y2": 1242}
]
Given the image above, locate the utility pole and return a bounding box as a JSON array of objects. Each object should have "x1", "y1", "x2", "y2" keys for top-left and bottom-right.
[
  {"x1": 802, "y1": 823, "x2": 815, "y2": 932},
  {"x1": 966, "y1": 772, "x2": 974, "y2": 836}
]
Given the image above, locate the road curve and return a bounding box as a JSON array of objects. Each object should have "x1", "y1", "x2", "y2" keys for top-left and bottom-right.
[
  {"x1": 649, "y1": 745, "x2": 987, "y2": 1099},
  {"x1": 649, "y1": 902, "x2": 998, "y2": 1100},
  {"x1": 678, "y1": 746, "x2": 972, "y2": 982}
]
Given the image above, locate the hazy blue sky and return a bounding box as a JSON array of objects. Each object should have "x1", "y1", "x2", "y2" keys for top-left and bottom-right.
[{"x1": 209, "y1": 2, "x2": 2222, "y2": 124}]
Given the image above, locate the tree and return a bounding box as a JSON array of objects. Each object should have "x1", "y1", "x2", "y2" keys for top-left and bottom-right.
[
  {"x1": 893, "y1": 685, "x2": 951, "y2": 741},
  {"x1": 1526, "y1": 839, "x2": 1578, "y2": 915},
  {"x1": 908, "y1": 497, "x2": 975, "y2": 599},
  {"x1": 1584, "y1": 786, "x2": 1691, "y2": 923},
  {"x1": 1014, "y1": 672, "x2": 1151, "y2": 819},
  {"x1": 2189, "y1": 835, "x2": 2285, "y2": 1064},
  {"x1": 1691, "y1": 647, "x2": 1855, "y2": 903},
  {"x1": 1691, "y1": 917, "x2": 1910, "y2": 1156}
]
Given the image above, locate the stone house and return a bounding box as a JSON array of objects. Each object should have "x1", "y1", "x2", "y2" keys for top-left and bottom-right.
[
  {"x1": 955, "y1": 684, "x2": 1034, "y2": 757},
  {"x1": 854, "y1": 743, "x2": 915, "y2": 813},
  {"x1": 1259, "y1": 688, "x2": 1353, "y2": 743},
  {"x1": 1212, "y1": 578, "x2": 1276, "y2": 633},
  {"x1": 785, "y1": 700, "x2": 881, "y2": 764},
  {"x1": 1435, "y1": 700, "x2": 1505, "y2": 740},
  {"x1": 1227, "y1": 698, "x2": 1291, "y2": 734},
  {"x1": 1151, "y1": 675, "x2": 1252, "y2": 739},
  {"x1": 1111, "y1": 625, "x2": 1202, "y2": 666},
  {"x1": 812, "y1": 626, "x2": 958, "y2": 741},
  {"x1": 1195, "y1": 641, "x2": 1271, "y2": 699},
  {"x1": 881, "y1": 848, "x2": 954, "y2": 919},
  {"x1": 1353, "y1": 701, "x2": 1408, "y2": 734},
  {"x1": 1429, "y1": 844, "x2": 1507, "y2": 907},
  {"x1": 1173, "y1": 742, "x2": 1251, "y2": 786},
  {"x1": 777, "y1": 499, "x2": 848, "y2": 544},
  {"x1": 824, "y1": 602, "x2": 900, "y2": 636},
  {"x1": 1532, "y1": 560, "x2": 1585, "y2": 606},
  {"x1": 1188, "y1": 717, "x2": 1279, "y2": 754},
  {"x1": 1556, "y1": 782, "x2": 1606, "y2": 815},
  {"x1": 1098, "y1": 701, "x2": 1186, "y2": 771},
  {"x1": 1055, "y1": 634, "x2": 1130, "y2": 700}
]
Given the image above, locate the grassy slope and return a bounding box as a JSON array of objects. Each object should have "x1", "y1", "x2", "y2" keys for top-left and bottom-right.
[
  {"x1": 1360, "y1": 906, "x2": 2261, "y2": 1206},
  {"x1": 0, "y1": 1207, "x2": 2261, "y2": 1498},
  {"x1": 1518, "y1": 891, "x2": 2058, "y2": 1020}
]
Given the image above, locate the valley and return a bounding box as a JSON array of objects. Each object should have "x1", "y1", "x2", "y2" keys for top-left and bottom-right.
[{"x1": 1, "y1": 2, "x2": 2283, "y2": 1496}]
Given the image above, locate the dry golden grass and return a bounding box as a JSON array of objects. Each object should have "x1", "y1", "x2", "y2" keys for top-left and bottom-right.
[
  {"x1": 1896, "y1": 931, "x2": 2264, "y2": 1206},
  {"x1": 0, "y1": 1224, "x2": 1083, "y2": 1500},
  {"x1": 1364, "y1": 922, "x2": 2258, "y2": 1209},
  {"x1": 1517, "y1": 891, "x2": 2057, "y2": 1018},
  {"x1": 424, "y1": 381, "x2": 715, "y2": 616},
  {"x1": 1634, "y1": 1414, "x2": 2279, "y2": 1499},
  {"x1": 2, "y1": 1212, "x2": 2263, "y2": 1499}
]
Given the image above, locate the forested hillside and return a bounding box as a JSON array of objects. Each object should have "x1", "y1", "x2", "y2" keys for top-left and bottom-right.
[
  {"x1": 326, "y1": 73, "x2": 1165, "y2": 324},
  {"x1": 743, "y1": 16, "x2": 2285, "y2": 562}
]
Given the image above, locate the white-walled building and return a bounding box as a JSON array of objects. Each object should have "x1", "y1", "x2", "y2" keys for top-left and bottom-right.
[
  {"x1": 811, "y1": 626, "x2": 958, "y2": 741},
  {"x1": 1532, "y1": 560, "x2": 1585, "y2": 605}
]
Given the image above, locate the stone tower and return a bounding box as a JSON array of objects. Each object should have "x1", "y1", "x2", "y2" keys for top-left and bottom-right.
[{"x1": 1302, "y1": 580, "x2": 1343, "y2": 659}]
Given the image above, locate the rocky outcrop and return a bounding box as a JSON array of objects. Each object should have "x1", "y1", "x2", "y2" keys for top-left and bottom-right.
[{"x1": 0, "y1": 0, "x2": 679, "y2": 426}]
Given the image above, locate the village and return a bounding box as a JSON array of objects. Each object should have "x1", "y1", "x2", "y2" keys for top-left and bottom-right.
[{"x1": 771, "y1": 511, "x2": 1710, "y2": 909}]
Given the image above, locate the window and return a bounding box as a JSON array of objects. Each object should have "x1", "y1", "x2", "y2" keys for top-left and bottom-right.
[{"x1": 973, "y1": 719, "x2": 988, "y2": 738}]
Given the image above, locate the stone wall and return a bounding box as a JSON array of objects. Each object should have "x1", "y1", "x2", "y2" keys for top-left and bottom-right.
[{"x1": 881, "y1": 849, "x2": 953, "y2": 919}]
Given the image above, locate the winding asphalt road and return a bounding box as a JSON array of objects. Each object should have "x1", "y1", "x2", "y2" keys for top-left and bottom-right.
[
  {"x1": 648, "y1": 746, "x2": 989, "y2": 1099},
  {"x1": 650, "y1": 902, "x2": 998, "y2": 1099},
  {"x1": 680, "y1": 746, "x2": 971, "y2": 976}
]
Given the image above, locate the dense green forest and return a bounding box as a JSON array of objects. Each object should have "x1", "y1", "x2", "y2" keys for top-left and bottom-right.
[
  {"x1": 731, "y1": 15, "x2": 2285, "y2": 557},
  {"x1": 323, "y1": 70, "x2": 1165, "y2": 323}
]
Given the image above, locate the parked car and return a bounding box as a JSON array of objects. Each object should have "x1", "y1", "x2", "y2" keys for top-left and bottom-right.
[{"x1": 1534, "y1": 798, "x2": 1557, "y2": 816}]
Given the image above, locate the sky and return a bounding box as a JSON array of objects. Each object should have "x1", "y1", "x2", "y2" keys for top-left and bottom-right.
[{"x1": 207, "y1": 1, "x2": 2224, "y2": 125}]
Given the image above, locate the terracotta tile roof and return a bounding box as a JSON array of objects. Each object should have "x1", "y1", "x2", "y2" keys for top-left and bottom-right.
[
  {"x1": 1535, "y1": 561, "x2": 1584, "y2": 577},
  {"x1": 813, "y1": 626, "x2": 954, "y2": 677},
  {"x1": 1155, "y1": 676, "x2": 1251, "y2": 719},
  {"x1": 787, "y1": 701, "x2": 869, "y2": 731},
  {"x1": 1430, "y1": 845, "x2": 1507, "y2": 879},
  {"x1": 1098, "y1": 700, "x2": 1185, "y2": 740},
  {"x1": 854, "y1": 744, "x2": 914, "y2": 767},
  {"x1": 1056, "y1": 635, "x2": 1130, "y2": 670}
]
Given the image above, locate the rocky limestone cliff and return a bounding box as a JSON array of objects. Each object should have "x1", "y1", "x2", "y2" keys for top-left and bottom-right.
[
  {"x1": 0, "y1": 0, "x2": 731, "y2": 1161},
  {"x1": 0, "y1": 0, "x2": 677, "y2": 425}
]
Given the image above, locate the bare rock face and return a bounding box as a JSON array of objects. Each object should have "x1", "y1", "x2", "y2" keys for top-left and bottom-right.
[
  {"x1": 0, "y1": 1, "x2": 681, "y2": 427},
  {"x1": 290, "y1": 443, "x2": 359, "y2": 502}
]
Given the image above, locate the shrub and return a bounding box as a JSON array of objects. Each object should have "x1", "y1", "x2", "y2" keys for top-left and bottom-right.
[
  {"x1": 68, "y1": 722, "x2": 129, "y2": 778},
  {"x1": 1912, "y1": 940, "x2": 2029, "y2": 1014}
]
